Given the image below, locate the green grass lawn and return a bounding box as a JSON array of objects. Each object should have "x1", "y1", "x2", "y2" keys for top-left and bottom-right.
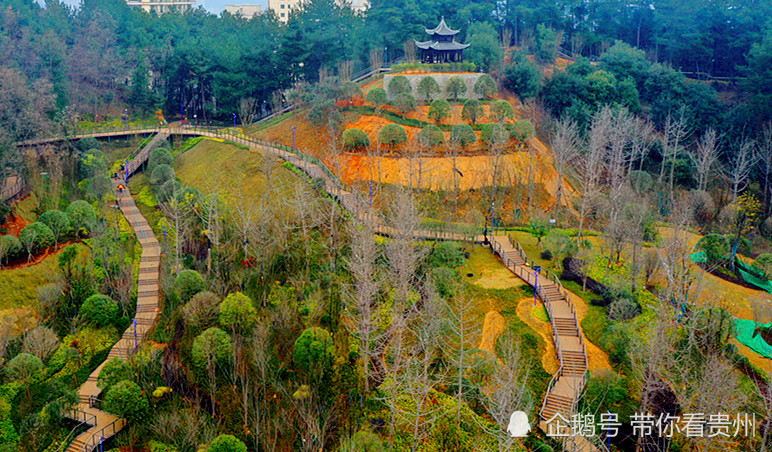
[
  {"x1": 174, "y1": 138, "x2": 303, "y2": 209},
  {"x1": 0, "y1": 243, "x2": 90, "y2": 311}
]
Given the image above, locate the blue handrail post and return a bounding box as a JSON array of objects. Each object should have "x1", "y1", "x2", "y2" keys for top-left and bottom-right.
[{"x1": 534, "y1": 265, "x2": 541, "y2": 306}]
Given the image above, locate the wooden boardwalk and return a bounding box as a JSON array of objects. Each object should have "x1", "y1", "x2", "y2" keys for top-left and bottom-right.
[
  {"x1": 63, "y1": 141, "x2": 162, "y2": 452},
  {"x1": 490, "y1": 235, "x2": 602, "y2": 452}
]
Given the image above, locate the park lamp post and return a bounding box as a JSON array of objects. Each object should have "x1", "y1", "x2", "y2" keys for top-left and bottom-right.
[
  {"x1": 233, "y1": 113, "x2": 237, "y2": 135},
  {"x1": 124, "y1": 108, "x2": 128, "y2": 130},
  {"x1": 534, "y1": 265, "x2": 541, "y2": 306},
  {"x1": 180, "y1": 103, "x2": 184, "y2": 124},
  {"x1": 292, "y1": 125, "x2": 296, "y2": 152},
  {"x1": 162, "y1": 225, "x2": 167, "y2": 254},
  {"x1": 132, "y1": 319, "x2": 138, "y2": 352}
]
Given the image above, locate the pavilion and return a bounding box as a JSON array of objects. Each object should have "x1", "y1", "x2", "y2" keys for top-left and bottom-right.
[{"x1": 415, "y1": 17, "x2": 470, "y2": 64}]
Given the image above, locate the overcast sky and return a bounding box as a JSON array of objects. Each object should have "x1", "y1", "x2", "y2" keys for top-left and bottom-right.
[{"x1": 50, "y1": 0, "x2": 267, "y2": 14}]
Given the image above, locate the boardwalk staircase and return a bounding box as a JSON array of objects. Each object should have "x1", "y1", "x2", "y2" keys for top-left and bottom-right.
[
  {"x1": 490, "y1": 235, "x2": 606, "y2": 452},
  {"x1": 61, "y1": 137, "x2": 163, "y2": 452}
]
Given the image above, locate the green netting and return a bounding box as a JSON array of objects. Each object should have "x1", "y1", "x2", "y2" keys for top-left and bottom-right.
[
  {"x1": 691, "y1": 252, "x2": 707, "y2": 263},
  {"x1": 735, "y1": 319, "x2": 772, "y2": 359},
  {"x1": 690, "y1": 251, "x2": 772, "y2": 293}
]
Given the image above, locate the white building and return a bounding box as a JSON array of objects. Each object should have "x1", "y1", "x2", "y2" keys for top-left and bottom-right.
[
  {"x1": 267, "y1": 0, "x2": 368, "y2": 23},
  {"x1": 125, "y1": 0, "x2": 197, "y2": 13},
  {"x1": 225, "y1": 4, "x2": 263, "y2": 18}
]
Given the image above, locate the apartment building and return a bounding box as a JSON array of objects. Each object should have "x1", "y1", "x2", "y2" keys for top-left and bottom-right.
[
  {"x1": 125, "y1": 0, "x2": 197, "y2": 14},
  {"x1": 225, "y1": 4, "x2": 264, "y2": 18},
  {"x1": 268, "y1": 0, "x2": 368, "y2": 22}
]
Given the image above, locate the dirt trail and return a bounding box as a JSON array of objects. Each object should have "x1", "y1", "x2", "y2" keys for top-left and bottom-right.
[
  {"x1": 478, "y1": 309, "x2": 506, "y2": 355},
  {"x1": 516, "y1": 298, "x2": 560, "y2": 374}
]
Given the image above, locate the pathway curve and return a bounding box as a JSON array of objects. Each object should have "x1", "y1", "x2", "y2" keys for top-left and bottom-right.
[
  {"x1": 63, "y1": 138, "x2": 162, "y2": 452},
  {"x1": 490, "y1": 234, "x2": 603, "y2": 452}
]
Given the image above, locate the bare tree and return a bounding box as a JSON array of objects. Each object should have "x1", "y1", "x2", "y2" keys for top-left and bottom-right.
[
  {"x1": 443, "y1": 287, "x2": 477, "y2": 424},
  {"x1": 688, "y1": 128, "x2": 721, "y2": 192},
  {"x1": 724, "y1": 138, "x2": 758, "y2": 203},
  {"x1": 480, "y1": 334, "x2": 532, "y2": 452},
  {"x1": 21, "y1": 326, "x2": 59, "y2": 362},
  {"x1": 344, "y1": 222, "x2": 382, "y2": 393},
  {"x1": 760, "y1": 122, "x2": 772, "y2": 215},
  {"x1": 293, "y1": 386, "x2": 337, "y2": 452},
  {"x1": 404, "y1": 40, "x2": 417, "y2": 62},
  {"x1": 159, "y1": 184, "x2": 193, "y2": 273},
  {"x1": 576, "y1": 109, "x2": 608, "y2": 242},
  {"x1": 369, "y1": 47, "x2": 384, "y2": 70},
  {"x1": 550, "y1": 118, "x2": 580, "y2": 213},
  {"x1": 337, "y1": 59, "x2": 354, "y2": 82},
  {"x1": 629, "y1": 117, "x2": 655, "y2": 173},
  {"x1": 238, "y1": 97, "x2": 259, "y2": 125},
  {"x1": 659, "y1": 109, "x2": 690, "y2": 202}
]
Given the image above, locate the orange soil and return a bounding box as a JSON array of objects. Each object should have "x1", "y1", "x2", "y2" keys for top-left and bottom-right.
[
  {"x1": 1, "y1": 212, "x2": 29, "y2": 237},
  {"x1": 255, "y1": 110, "x2": 577, "y2": 204},
  {"x1": 478, "y1": 309, "x2": 506, "y2": 355}
]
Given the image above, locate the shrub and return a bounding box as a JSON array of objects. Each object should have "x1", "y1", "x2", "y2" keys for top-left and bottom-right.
[
  {"x1": 183, "y1": 291, "x2": 221, "y2": 329},
  {"x1": 378, "y1": 124, "x2": 407, "y2": 149},
  {"x1": 394, "y1": 92, "x2": 417, "y2": 117},
  {"x1": 5, "y1": 353, "x2": 43, "y2": 381},
  {"x1": 103, "y1": 380, "x2": 149, "y2": 422},
  {"x1": 417, "y1": 124, "x2": 445, "y2": 147},
  {"x1": 174, "y1": 269, "x2": 206, "y2": 302},
  {"x1": 428, "y1": 241, "x2": 465, "y2": 268},
  {"x1": 21, "y1": 326, "x2": 59, "y2": 362},
  {"x1": 208, "y1": 434, "x2": 247, "y2": 452},
  {"x1": 509, "y1": 119, "x2": 535, "y2": 142},
  {"x1": 607, "y1": 298, "x2": 641, "y2": 321},
  {"x1": 293, "y1": 327, "x2": 335, "y2": 378},
  {"x1": 752, "y1": 254, "x2": 772, "y2": 280},
  {"x1": 150, "y1": 164, "x2": 175, "y2": 186},
  {"x1": 417, "y1": 76, "x2": 441, "y2": 102},
  {"x1": 345, "y1": 431, "x2": 385, "y2": 452},
  {"x1": 78, "y1": 149, "x2": 107, "y2": 180},
  {"x1": 429, "y1": 266, "x2": 460, "y2": 299},
  {"x1": 446, "y1": 76, "x2": 467, "y2": 100},
  {"x1": 157, "y1": 179, "x2": 182, "y2": 204},
  {"x1": 0, "y1": 235, "x2": 22, "y2": 265},
  {"x1": 66, "y1": 200, "x2": 97, "y2": 235},
  {"x1": 480, "y1": 123, "x2": 509, "y2": 146},
  {"x1": 191, "y1": 327, "x2": 232, "y2": 371},
  {"x1": 77, "y1": 137, "x2": 100, "y2": 152},
  {"x1": 428, "y1": 99, "x2": 451, "y2": 124},
  {"x1": 219, "y1": 292, "x2": 258, "y2": 333},
  {"x1": 148, "y1": 148, "x2": 174, "y2": 172},
  {"x1": 474, "y1": 74, "x2": 498, "y2": 98},
  {"x1": 97, "y1": 357, "x2": 132, "y2": 389},
  {"x1": 342, "y1": 128, "x2": 370, "y2": 151},
  {"x1": 504, "y1": 52, "x2": 543, "y2": 100},
  {"x1": 450, "y1": 124, "x2": 476, "y2": 148},
  {"x1": 491, "y1": 99, "x2": 515, "y2": 121},
  {"x1": 387, "y1": 75, "x2": 411, "y2": 98},
  {"x1": 696, "y1": 233, "x2": 730, "y2": 267},
  {"x1": 541, "y1": 250, "x2": 554, "y2": 260},
  {"x1": 366, "y1": 87, "x2": 387, "y2": 115},
  {"x1": 461, "y1": 99, "x2": 483, "y2": 124},
  {"x1": 19, "y1": 222, "x2": 54, "y2": 255},
  {"x1": 38, "y1": 210, "x2": 72, "y2": 245},
  {"x1": 80, "y1": 294, "x2": 119, "y2": 327}
]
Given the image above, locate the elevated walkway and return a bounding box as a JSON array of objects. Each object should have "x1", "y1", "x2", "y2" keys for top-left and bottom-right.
[
  {"x1": 63, "y1": 137, "x2": 162, "y2": 452},
  {"x1": 490, "y1": 235, "x2": 604, "y2": 452}
]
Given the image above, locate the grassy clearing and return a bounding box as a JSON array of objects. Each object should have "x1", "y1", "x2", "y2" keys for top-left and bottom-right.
[
  {"x1": 458, "y1": 244, "x2": 526, "y2": 290},
  {"x1": 174, "y1": 138, "x2": 301, "y2": 209},
  {"x1": 244, "y1": 111, "x2": 297, "y2": 134},
  {"x1": 0, "y1": 243, "x2": 90, "y2": 311},
  {"x1": 13, "y1": 192, "x2": 39, "y2": 223}
]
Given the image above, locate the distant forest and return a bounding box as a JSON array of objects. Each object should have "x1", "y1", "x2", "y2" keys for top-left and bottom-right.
[{"x1": 0, "y1": 0, "x2": 770, "y2": 146}]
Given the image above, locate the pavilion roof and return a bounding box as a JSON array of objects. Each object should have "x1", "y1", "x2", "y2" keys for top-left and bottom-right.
[
  {"x1": 415, "y1": 40, "x2": 470, "y2": 51},
  {"x1": 425, "y1": 17, "x2": 460, "y2": 36}
]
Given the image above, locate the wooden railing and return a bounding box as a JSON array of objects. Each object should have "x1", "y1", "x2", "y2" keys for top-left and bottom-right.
[{"x1": 0, "y1": 176, "x2": 24, "y2": 202}]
